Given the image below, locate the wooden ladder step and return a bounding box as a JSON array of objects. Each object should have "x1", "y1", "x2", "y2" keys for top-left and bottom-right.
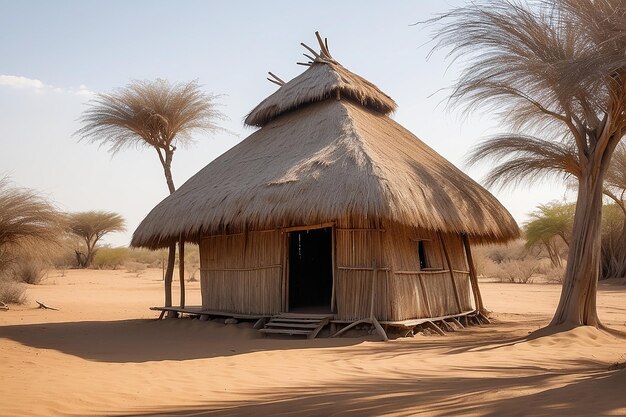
[
  {"x1": 266, "y1": 322, "x2": 319, "y2": 329},
  {"x1": 275, "y1": 313, "x2": 334, "y2": 319},
  {"x1": 269, "y1": 318, "x2": 323, "y2": 324},
  {"x1": 259, "y1": 328, "x2": 313, "y2": 336}
]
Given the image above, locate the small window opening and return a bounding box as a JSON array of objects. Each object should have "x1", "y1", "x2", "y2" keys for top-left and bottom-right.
[{"x1": 418, "y1": 240, "x2": 429, "y2": 270}]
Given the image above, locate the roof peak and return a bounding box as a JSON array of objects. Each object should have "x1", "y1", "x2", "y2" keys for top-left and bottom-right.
[{"x1": 245, "y1": 32, "x2": 397, "y2": 127}]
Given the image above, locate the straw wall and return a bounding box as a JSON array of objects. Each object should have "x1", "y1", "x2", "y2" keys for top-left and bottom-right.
[
  {"x1": 198, "y1": 220, "x2": 475, "y2": 321},
  {"x1": 199, "y1": 230, "x2": 282, "y2": 314},
  {"x1": 334, "y1": 221, "x2": 474, "y2": 321}
]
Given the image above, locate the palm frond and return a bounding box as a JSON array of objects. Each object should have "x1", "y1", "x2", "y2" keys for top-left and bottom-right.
[{"x1": 466, "y1": 135, "x2": 580, "y2": 189}]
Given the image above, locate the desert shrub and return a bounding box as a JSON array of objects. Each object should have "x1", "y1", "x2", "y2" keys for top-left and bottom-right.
[
  {"x1": 543, "y1": 264, "x2": 567, "y2": 284},
  {"x1": 12, "y1": 260, "x2": 46, "y2": 285},
  {"x1": 0, "y1": 274, "x2": 26, "y2": 304},
  {"x1": 473, "y1": 240, "x2": 527, "y2": 264},
  {"x1": 125, "y1": 261, "x2": 147, "y2": 275},
  {"x1": 126, "y1": 248, "x2": 167, "y2": 265},
  {"x1": 93, "y1": 247, "x2": 130, "y2": 270},
  {"x1": 498, "y1": 259, "x2": 538, "y2": 284}
]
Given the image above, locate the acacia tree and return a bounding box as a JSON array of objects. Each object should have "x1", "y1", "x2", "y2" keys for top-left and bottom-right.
[
  {"x1": 76, "y1": 79, "x2": 224, "y2": 307},
  {"x1": 67, "y1": 211, "x2": 126, "y2": 268},
  {"x1": 524, "y1": 203, "x2": 574, "y2": 268},
  {"x1": 431, "y1": 0, "x2": 626, "y2": 328}
]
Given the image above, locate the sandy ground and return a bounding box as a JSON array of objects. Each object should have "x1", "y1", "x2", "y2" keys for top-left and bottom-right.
[{"x1": 0, "y1": 269, "x2": 625, "y2": 417}]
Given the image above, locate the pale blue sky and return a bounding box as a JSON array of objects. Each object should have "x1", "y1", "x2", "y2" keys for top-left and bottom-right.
[{"x1": 0, "y1": 1, "x2": 569, "y2": 246}]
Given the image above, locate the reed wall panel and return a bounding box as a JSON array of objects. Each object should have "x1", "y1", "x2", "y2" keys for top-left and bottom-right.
[
  {"x1": 199, "y1": 230, "x2": 282, "y2": 314},
  {"x1": 334, "y1": 227, "x2": 388, "y2": 320},
  {"x1": 453, "y1": 272, "x2": 473, "y2": 311}
]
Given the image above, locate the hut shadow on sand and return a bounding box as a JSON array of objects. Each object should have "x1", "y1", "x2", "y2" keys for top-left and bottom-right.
[{"x1": 0, "y1": 319, "x2": 364, "y2": 363}]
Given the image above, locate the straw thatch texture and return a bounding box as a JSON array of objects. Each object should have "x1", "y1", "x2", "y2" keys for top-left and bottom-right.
[
  {"x1": 245, "y1": 61, "x2": 397, "y2": 127},
  {"x1": 132, "y1": 99, "x2": 518, "y2": 250}
]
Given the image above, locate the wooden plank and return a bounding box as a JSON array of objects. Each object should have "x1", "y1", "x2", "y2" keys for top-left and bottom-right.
[
  {"x1": 266, "y1": 322, "x2": 319, "y2": 329},
  {"x1": 426, "y1": 321, "x2": 446, "y2": 336},
  {"x1": 462, "y1": 233, "x2": 485, "y2": 312},
  {"x1": 331, "y1": 225, "x2": 337, "y2": 313},
  {"x1": 394, "y1": 270, "x2": 448, "y2": 275},
  {"x1": 308, "y1": 317, "x2": 330, "y2": 339},
  {"x1": 380, "y1": 310, "x2": 475, "y2": 327},
  {"x1": 282, "y1": 230, "x2": 289, "y2": 312},
  {"x1": 282, "y1": 222, "x2": 335, "y2": 233},
  {"x1": 199, "y1": 264, "x2": 281, "y2": 272},
  {"x1": 259, "y1": 328, "x2": 312, "y2": 336},
  {"x1": 253, "y1": 317, "x2": 267, "y2": 329},
  {"x1": 150, "y1": 306, "x2": 269, "y2": 320},
  {"x1": 270, "y1": 318, "x2": 324, "y2": 323},
  {"x1": 276, "y1": 313, "x2": 334, "y2": 319},
  {"x1": 371, "y1": 317, "x2": 389, "y2": 342},
  {"x1": 336, "y1": 228, "x2": 385, "y2": 232}
]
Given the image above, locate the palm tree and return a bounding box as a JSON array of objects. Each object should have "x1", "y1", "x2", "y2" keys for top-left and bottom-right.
[
  {"x1": 76, "y1": 79, "x2": 225, "y2": 308},
  {"x1": 430, "y1": 0, "x2": 626, "y2": 328}
]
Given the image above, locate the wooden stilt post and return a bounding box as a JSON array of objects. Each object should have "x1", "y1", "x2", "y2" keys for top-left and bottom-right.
[
  {"x1": 331, "y1": 225, "x2": 337, "y2": 313},
  {"x1": 438, "y1": 232, "x2": 463, "y2": 314},
  {"x1": 462, "y1": 234, "x2": 485, "y2": 313},
  {"x1": 179, "y1": 239, "x2": 185, "y2": 308}
]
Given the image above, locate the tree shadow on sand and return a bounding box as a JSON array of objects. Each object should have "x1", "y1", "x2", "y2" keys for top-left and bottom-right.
[{"x1": 116, "y1": 365, "x2": 626, "y2": 417}]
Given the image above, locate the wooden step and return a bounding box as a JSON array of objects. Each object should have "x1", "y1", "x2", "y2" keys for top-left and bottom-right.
[
  {"x1": 275, "y1": 313, "x2": 334, "y2": 319},
  {"x1": 259, "y1": 328, "x2": 313, "y2": 336},
  {"x1": 265, "y1": 322, "x2": 319, "y2": 329},
  {"x1": 269, "y1": 318, "x2": 324, "y2": 324},
  {"x1": 259, "y1": 314, "x2": 331, "y2": 339}
]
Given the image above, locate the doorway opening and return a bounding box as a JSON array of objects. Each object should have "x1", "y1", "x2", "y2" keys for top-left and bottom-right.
[{"x1": 288, "y1": 227, "x2": 333, "y2": 313}]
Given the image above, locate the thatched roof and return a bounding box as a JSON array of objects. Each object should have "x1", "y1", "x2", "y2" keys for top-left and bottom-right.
[
  {"x1": 132, "y1": 34, "x2": 519, "y2": 249},
  {"x1": 245, "y1": 60, "x2": 397, "y2": 127}
]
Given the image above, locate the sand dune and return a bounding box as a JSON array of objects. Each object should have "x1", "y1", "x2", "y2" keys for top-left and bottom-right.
[{"x1": 0, "y1": 269, "x2": 624, "y2": 416}]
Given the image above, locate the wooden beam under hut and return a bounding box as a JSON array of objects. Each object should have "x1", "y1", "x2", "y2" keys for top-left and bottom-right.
[
  {"x1": 438, "y1": 232, "x2": 463, "y2": 314},
  {"x1": 462, "y1": 233, "x2": 485, "y2": 313}
]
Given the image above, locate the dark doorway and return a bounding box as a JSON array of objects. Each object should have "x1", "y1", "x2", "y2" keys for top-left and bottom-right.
[{"x1": 288, "y1": 227, "x2": 333, "y2": 312}]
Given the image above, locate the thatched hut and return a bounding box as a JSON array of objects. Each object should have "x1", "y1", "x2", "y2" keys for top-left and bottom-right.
[{"x1": 132, "y1": 33, "x2": 518, "y2": 332}]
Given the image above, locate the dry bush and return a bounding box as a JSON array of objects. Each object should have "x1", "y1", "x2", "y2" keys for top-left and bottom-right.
[
  {"x1": 473, "y1": 240, "x2": 527, "y2": 264},
  {"x1": 543, "y1": 264, "x2": 567, "y2": 284},
  {"x1": 498, "y1": 259, "x2": 539, "y2": 284},
  {"x1": 93, "y1": 247, "x2": 130, "y2": 270},
  {"x1": 125, "y1": 261, "x2": 147, "y2": 276},
  {"x1": 12, "y1": 260, "x2": 47, "y2": 285},
  {"x1": 0, "y1": 274, "x2": 26, "y2": 304}
]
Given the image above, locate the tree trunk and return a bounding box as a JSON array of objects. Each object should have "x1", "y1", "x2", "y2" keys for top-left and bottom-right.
[
  {"x1": 550, "y1": 170, "x2": 604, "y2": 327},
  {"x1": 160, "y1": 150, "x2": 182, "y2": 309},
  {"x1": 179, "y1": 240, "x2": 185, "y2": 308},
  {"x1": 164, "y1": 242, "x2": 176, "y2": 307},
  {"x1": 544, "y1": 240, "x2": 562, "y2": 268}
]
